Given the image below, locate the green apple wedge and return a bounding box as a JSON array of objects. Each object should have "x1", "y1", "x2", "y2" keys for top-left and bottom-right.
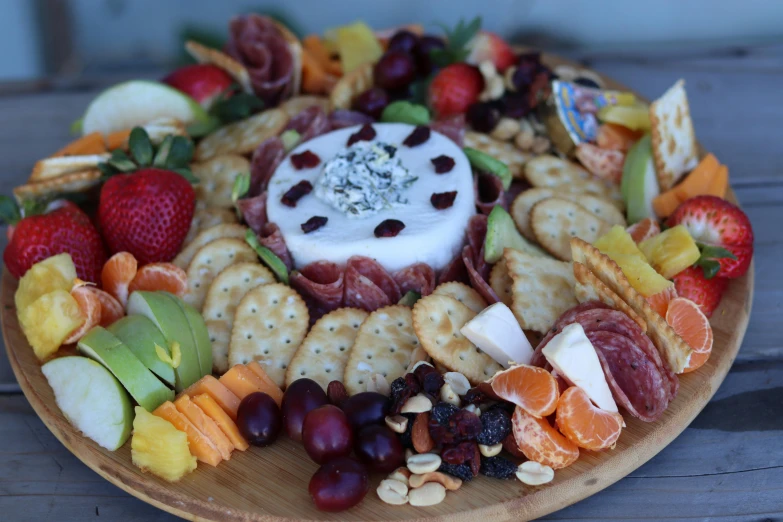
[
  {"x1": 621, "y1": 134, "x2": 660, "y2": 225},
  {"x1": 484, "y1": 205, "x2": 549, "y2": 263},
  {"x1": 41, "y1": 356, "x2": 133, "y2": 450},
  {"x1": 127, "y1": 291, "x2": 203, "y2": 392},
  {"x1": 78, "y1": 327, "x2": 174, "y2": 412},
  {"x1": 108, "y1": 315, "x2": 176, "y2": 387},
  {"x1": 80, "y1": 80, "x2": 211, "y2": 136},
  {"x1": 163, "y1": 292, "x2": 213, "y2": 378}
]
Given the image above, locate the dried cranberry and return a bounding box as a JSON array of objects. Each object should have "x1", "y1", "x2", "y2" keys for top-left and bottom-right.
[
  {"x1": 413, "y1": 365, "x2": 444, "y2": 395},
  {"x1": 448, "y1": 409, "x2": 482, "y2": 441},
  {"x1": 441, "y1": 441, "x2": 481, "y2": 476},
  {"x1": 327, "y1": 380, "x2": 349, "y2": 407},
  {"x1": 347, "y1": 123, "x2": 376, "y2": 146},
  {"x1": 290, "y1": 150, "x2": 320, "y2": 169},
  {"x1": 430, "y1": 155, "x2": 455, "y2": 174},
  {"x1": 466, "y1": 102, "x2": 501, "y2": 133},
  {"x1": 402, "y1": 125, "x2": 430, "y2": 147},
  {"x1": 462, "y1": 387, "x2": 490, "y2": 406},
  {"x1": 389, "y1": 375, "x2": 418, "y2": 415},
  {"x1": 301, "y1": 216, "x2": 328, "y2": 234},
  {"x1": 281, "y1": 180, "x2": 313, "y2": 207},
  {"x1": 374, "y1": 219, "x2": 405, "y2": 238},
  {"x1": 404, "y1": 373, "x2": 422, "y2": 393},
  {"x1": 431, "y1": 191, "x2": 457, "y2": 210}
]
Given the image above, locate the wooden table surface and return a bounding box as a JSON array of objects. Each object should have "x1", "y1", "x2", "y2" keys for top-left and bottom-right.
[{"x1": 1, "y1": 43, "x2": 781, "y2": 521}]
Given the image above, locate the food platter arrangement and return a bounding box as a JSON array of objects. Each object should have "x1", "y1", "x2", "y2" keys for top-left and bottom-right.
[{"x1": 1, "y1": 13, "x2": 754, "y2": 521}]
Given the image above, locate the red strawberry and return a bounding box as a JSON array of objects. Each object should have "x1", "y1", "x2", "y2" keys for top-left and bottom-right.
[
  {"x1": 98, "y1": 169, "x2": 195, "y2": 265},
  {"x1": 466, "y1": 31, "x2": 516, "y2": 72},
  {"x1": 427, "y1": 63, "x2": 484, "y2": 117},
  {"x1": 666, "y1": 195, "x2": 754, "y2": 279},
  {"x1": 162, "y1": 64, "x2": 234, "y2": 108},
  {"x1": 3, "y1": 201, "x2": 107, "y2": 283},
  {"x1": 673, "y1": 266, "x2": 729, "y2": 318}
]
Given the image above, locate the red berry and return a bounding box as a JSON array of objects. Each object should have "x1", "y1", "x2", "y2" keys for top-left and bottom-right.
[
  {"x1": 162, "y1": 64, "x2": 234, "y2": 108},
  {"x1": 673, "y1": 266, "x2": 729, "y2": 318},
  {"x1": 465, "y1": 31, "x2": 516, "y2": 72},
  {"x1": 98, "y1": 169, "x2": 195, "y2": 265},
  {"x1": 427, "y1": 63, "x2": 484, "y2": 118}
]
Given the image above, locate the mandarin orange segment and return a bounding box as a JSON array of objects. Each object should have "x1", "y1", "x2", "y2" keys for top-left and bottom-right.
[
  {"x1": 64, "y1": 285, "x2": 102, "y2": 344},
  {"x1": 89, "y1": 287, "x2": 125, "y2": 327},
  {"x1": 512, "y1": 406, "x2": 579, "y2": 469},
  {"x1": 555, "y1": 386, "x2": 623, "y2": 450},
  {"x1": 646, "y1": 286, "x2": 678, "y2": 318},
  {"x1": 666, "y1": 297, "x2": 713, "y2": 373},
  {"x1": 102, "y1": 252, "x2": 138, "y2": 307},
  {"x1": 626, "y1": 217, "x2": 660, "y2": 243},
  {"x1": 129, "y1": 262, "x2": 188, "y2": 297},
  {"x1": 489, "y1": 364, "x2": 559, "y2": 418}
]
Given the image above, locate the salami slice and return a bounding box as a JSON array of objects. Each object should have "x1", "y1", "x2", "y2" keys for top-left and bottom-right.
[
  {"x1": 236, "y1": 192, "x2": 267, "y2": 235},
  {"x1": 328, "y1": 109, "x2": 375, "y2": 130},
  {"x1": 504, "y1": 178, "x2": 531, "y2": 208},
  {"x1": 438, "y1": 252, "x2": 470, "y2": 285},
  {"x1": 256, "y1": 223, "x2": 293, "y2": 270},
  {"x1": 249, "y1": 137, "x2": 285, "y2": 197},
  {"x1": 343, "y1": 256, "x2": 402, "y2": 311},
  {"x1": 285, "y1": 106, "x2": 330, "y2": 143},
  {"x1": 290, "y1": 261, "x2": 345, "y2": 321},
  {"x1": 462, "y1": 244, "x2": 500, "y2": 305},
  {"x1": 587, "y1": 330, "x2": 671, "y2": 422},
  {"x1": 467, "y1": 214, "x2": 488, "y2": 254},
  {"x1": 530, "y1": 301, "x2": 612, "y2": 368},
  {"x1": 430, "y1": 114, "x2": 466, "y2": 146},
  {"x1": 474, "y1": 172, "x2": 506, "y2": 214},
  {"x1": 225, "y1": 14, "x2": 294, "y2": 105},
  {"x1": 393, "y1": 263, "x2": 436, "y2": 296}
]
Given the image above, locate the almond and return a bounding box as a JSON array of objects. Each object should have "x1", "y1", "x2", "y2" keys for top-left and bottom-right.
[{"x1": 412, "y1": 412, "x2": 435, "y2": 453}]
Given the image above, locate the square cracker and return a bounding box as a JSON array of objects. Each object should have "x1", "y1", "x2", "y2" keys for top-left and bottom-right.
[
  {"x1": 184, "y1": 237, "x2": 258, "y2": 311},
  {"x1": 175, "y1": 223, "x2": 247, "y2": 269},
  {"x1": 29, "y1": 154, "x2": 109, "y2": 182},
  {"x1": 650, "y1": 79, "x2": 699, "y2": 191},
  {"x1": 202, "y1": 262, "x2": 276, "y2": 374},
  {"x1": 570, "y1": 237, "x2": 692, "y2": 373},
  {"x1": 530, "y1": 198, "x2": 612, "y2": 260},
  {"x1": 432, "y1": 282, "x2": 487, "y2": 314},
  {"x1": 524, "y1": 155, "x2": 622, "y2": 204},
  {"x1": 573, "y1": 262, "x2": 647, "y2": 332},
  {"x1": 228, "y1": 283, "x2": 309, "y2": 387},
  {"x1": 329, "y1": 62, "x2": 374, "y2": 110},
  {"x1": 192, "y1": 154, "x2": 251, "y2": 209},
  {"x1": 14, "y1": 169, "x2": 102, "y2": 204},
  {"x1": 186, "y1": 40, "x2": 253, "y2": 94},
  {"x1": 343, "y1": 305, "x2": 419, "y2": 396},
  {"x1": 464, "y1": 131, "x2": 532, "y2": 179},
  {"x1": 504, "y1": 247, "x2": 577, "y2": 333},
  {"x1": 286, "y1": 307, "x2": 369, "y2": 390},
  {"x1": 489, "y1": 260, "x2": 514, "y2": 307},
  {"x1": 195, "y1": 108, "x2": 289, "y2": 161},
  {"x1": 412, "y1": 294, "x2": 502, "y2": 384}
]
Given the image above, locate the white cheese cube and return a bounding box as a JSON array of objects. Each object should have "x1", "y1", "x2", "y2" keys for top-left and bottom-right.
[{"x1": 459, "y1": 303, "x2": 534, "y2": 367}]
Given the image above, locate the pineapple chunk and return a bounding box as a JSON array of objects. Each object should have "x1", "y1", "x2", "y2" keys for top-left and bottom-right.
[
  {"x1": 605, "y1": 253, "x2": 674, "y2": 297},
  {"x1": 15, "y1": 253, "x2": 77, "y2": 312},
  {"x1": 131, "y1": 406, "x2": 196, "y2": 482},
  {"x1": 19, "y1": 289, "x2": 84, "y2": 360},
  {"x1": 594, "y1": 225, "x2": 646, "y2": 259},
  {"x1": 639, "y1": 225, "x2": 700, "y2": 279},
  {"x1": 330, "y1": 21, "x2": 383, "y2": 73}
]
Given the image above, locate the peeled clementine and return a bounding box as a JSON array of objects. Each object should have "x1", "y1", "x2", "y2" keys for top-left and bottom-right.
[
  {"x1": 646, "y1": 286, "x2": 678, "y2": 317},
  {"x1": 555, "y1": 386, "x2": 623, "y2": 450},
  {"x1": 102, "y1": 252, "x2": 138, "y2": 306},
  {"x1": 129, "y1": 262, "x2": 188, "y2": 297},
  {"x1": 626, "y1": 217, "x2": 660, "y2": 244},
  {"x1": 512, "y1": 406, "x2": 579, "y2": 469},
  {"x1": 64, "y1": 285, "x2": 102, "y2": 344},
  {"x1": 666, "y1": 297, "x2": 713, "y2": 373},
  {"x1": 489, "y1": 364, "x2": 559, "y2": 417}
]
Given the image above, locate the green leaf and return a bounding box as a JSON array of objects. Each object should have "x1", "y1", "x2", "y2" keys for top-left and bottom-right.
[
  {"x1": 165, "y1": 137, "x2": 194, "y2": 168},
  {"x1": 398, "y1": 291, "x2": 421, "y2": 308},
  {"x1": 432, "y1": 16, "x2": 482, "y2": 66},
  {"x1": 108, "y1": 149, "x2": 138, "y2": 172},
  {"x1": 463, "y1": 147, "x2": 511, "y2": 190},
  {"x1": 409, "y1": 75, "x2": 434, "y2": 106},
  {"x1": 171, "y1": 168, "x2": 200, "y2": 184},
  {"x1": 129, "y1": 127, "x2": 154, "y2": 166},
  {"x1": 0, "y1": 195, "x2": 21, "y2": 225},
  {"x1": 211, "y1": 92, "x2": 265, "y2": 123},
  {"x1": 381, "y1": 101, "x2": 431, "y2": 126},
  {"x1": 231, "y1": 172, "x2": 251, "y2": 203},
  {"x1": 245, "y1": 229, "x2": 289, "y2": 284},
  {"x1": 280, "y1": 129, "x2": 301, "y2": 152},
  {"x1": 97, "y1": 162, "x2": 118, "y2": 179},
  {"x1": 186, "y1": 116, "x2": 221, "y2": 138},
  {"x1": 697, "y1": 258, "x2": 721, "y2": 279},
  {"x1": 153, "y1": 136, "x2": 174, "y2": 168},
  {"x1": 698, "y1": 243, "x2": 737, "y2": 261}
]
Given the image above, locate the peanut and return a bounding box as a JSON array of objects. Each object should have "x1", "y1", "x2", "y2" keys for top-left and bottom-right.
[
  {"x1": 406, "y1": 452, "x2": 442, "y2": 474},
  {"x1": 443, "y1": 372, "x2": 470, "y2": 396},
  {"x1": 384, "y1": 415, "x2": 409, "y2": 434},
  {"x1": 401, "y1": 393, "x2": 433, "y2": 414},
  {"x1": 409, "y1": 471, "x2": 462, "y2": 491},
  {"x1": 479, "y1": 443, "x2": 503, "y2": 457},
  {"x1": 531, "y1": 136, "x2": 551, "y2": 154},
  {"x1": 514, "y1": 129, "x2": 535, "y2": 151},
  {"x1": 408, "y1": 482, "x2": 446, "y2": 507},
  {"x1": 439, "y1": 383, "x2": 460, "y2": 406},
  {"x1": 367, "y1": 373, "x2": 390, "y2": 396},
  {"x1": 490, "y1": 117, "x2": 521, "y2": 141},
  {"x1": 387, "y1": 467, "x2": 411, "y2": 485},
  {"x1": 516, "y1": 461, "x2": 555, "y2": 485},
  {"x1": 377, "y1": 479, "x2": 409, "y2": 505},
  {"x1": 463, "y1": 404, "x2": 481, "y2": 416}
]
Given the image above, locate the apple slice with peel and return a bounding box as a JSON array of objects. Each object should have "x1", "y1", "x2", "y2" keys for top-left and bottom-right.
[
  {"x1": 127, "y1": 291, "x2": 203, "y2": 392},
  {"x1": 78, "y1": 326, "x2": 174, "y2": 412},
  {"x1": 164, "y1": 293, "x2": 213, "y2": 379},
  {"x1": 41, "y1": 356, "x2": 133, "y2": 450},
  {"x1": 81, "y1": 80, "x2": 211, "y2": 136},
  {"x1": 108, "y1": 315, "x2": 176, "y2": 387},
  {"x1": 621, "y1": 134, "x2": 660, "y2": 224}
]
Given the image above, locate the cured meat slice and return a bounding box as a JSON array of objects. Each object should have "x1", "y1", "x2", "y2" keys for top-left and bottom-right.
[
  {"x1": 284, "y1": 106, "x2": 330, "y2": 143},
  {"x1": 225, "y1": 14, "x2": 294, "y2": 105},
  {"x1": 249, "y1": 138, "x2": 285, "y2": 197},
  {"x1": 290, "y1": 261, "x2": 345, "y2": 321},
  {"x1": 474, "y1": 172, "x2": 506, "y2": 214},
  {"x1": 504, "y1": 178, "x2": 531, "y2": 208},
  {"x1": 343, "y1": 256, "x2": 402, "y2": 311},
  {"x1": 530, "y1": 301, "x2": 611, "y2": 366},
  {"x1": 430, "y1": 114, "x2": 466, "y2": 146},
  {"x1": 256, "y1": 223, "x2": 293, "y2": 270},
  {"x1": 393, "y1": 263, "x2": 436, "y2": 296},
  {"x1": 437, "y1": 252, "x2": 470, "y2": 285},
  {"x1": 462, "y1": 244, "x2": 500, "y2": 305},
  {"x1": 587, "y1": 330, "x2": 671, "y2": 422},
  {"x1": 236, "y1": 192, "x2": 267, "y2": 235},
  {"x1": 328, "y1": 109, "x2": 374, "y2": 130},
  {"x1": 467, "y1": 214, "x2": 488, "y2": 254}
]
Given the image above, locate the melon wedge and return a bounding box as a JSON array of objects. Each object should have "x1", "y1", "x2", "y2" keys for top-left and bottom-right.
[
  {"x1": 153, "y1": 401, "x2": 222, "y2": 466},
  {"x1": 184, "y1": 375, "x2": 241, "y2": 420},
  {"x1": 174, "y1": 395, "x2": 233, "y2": 461},
  {"x1": 192, "y1": 394, "x2": 249, "y2": 451},
  {"x1": 246, "y1": 361, "x2": 285, "y2": 405}
]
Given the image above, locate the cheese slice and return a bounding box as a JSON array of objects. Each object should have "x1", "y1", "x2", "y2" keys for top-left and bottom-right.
[
  {"x1": 541, "y1": 323, "x2": 618, "y2": 413},
  {"x1": 460, "y1": 303, "x2": 534, "y2": 367}
]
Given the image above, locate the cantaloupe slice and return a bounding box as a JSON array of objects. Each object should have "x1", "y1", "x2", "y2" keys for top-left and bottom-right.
[
  {"x1": 105, "y1": 129, "x2": 132, "y2": 151},
  {"x1": 184, "y1": 375, "x2": 241, "y2": 420},
  {"x1": 246, "y1": 361, "x2": 285, "y2": 405},
  {"x1": 653, "y1": 153, "x2": 728, "y2": 217},
  {"x1": 192, "y1": 393, "x2": 249, "y2": 451},
  {"x1": 52, "y1": 132, "x2": 107, "y2": 157},
  {"x1": 174, "y1": 395, "x2": 233, "y2": 461},
  {"x1": 219, "y1": 364, "x2": 282, "y2": 405},
  {"x1": 706, "y1": 165, "x2": 728, "y2": 198},
  {"x1": 153, "y1": 401, "x2": 223, "y2": 467},
  {"x1": 652, "y1": 189, "x2": 682, "y2": 218}
]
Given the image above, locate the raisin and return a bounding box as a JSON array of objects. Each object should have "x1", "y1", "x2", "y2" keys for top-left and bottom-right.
[
  {"x1": 438, "y1": 462, "x2": 474, "y2": 482},
  {"x1": 480, "y1": 455, "x2": 517, "y2": 479},
  {"x1": 430, "y1": 191, "x2": 457, "y2": 210},
  {"x1": 430, "y1": 402, "x2": 459, "y2": 425},
  {"x1": 281, "y1": 180, "x2": 313, "y2": 207},
  {"x1": 390, "y1": 377, "x2": 408, "y2": 403},
  {"x1": 374, "y1": 219, "x2": 405, "y2": 238},
  {"x1": 430, "y1": 155, "x2": 455, "y2": 173},
  {"x1": 389, "y1": 374, "x2": 419, "y2": 415},
  {"x1": 326, "y1": 380, "x2": 348, "y2": 407},
  {"x1": 403, "y1": 125, "x2": 430, "y2": 147},
  {"x1": 421, "y1": 371, "x2": 444, "y2": 396},
  {"x1": 476, "y1": 407, "x2": 511, "y2": 446},
  {"x1": 290, "y1": 150, "x2": 320, "y2": 169},
  {"x1": 449, "y1": 409, "x2": 482, "y2": 441},
  {"x1": 347, "y1": 123, "x2": 376, "y2": 146},
  {"x1": 301, "y1": 216, "x2": 327, "y2": 234},
  {"x1": 462, "y1": 387, "x2": 490, "y2": 406}
]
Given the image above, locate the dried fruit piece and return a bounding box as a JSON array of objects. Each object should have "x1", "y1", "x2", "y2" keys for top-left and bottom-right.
[
  {"x1": 347, "y1": 123, "x2": 376, "y2": 146},
  {"x1": 431, "y1": 155, "x2": 455, "y2": 173},
  {"x1": 403, "y1": 125, "x2": 431, "y2": 147},
  {"x1": 374, "y1": 219, "x2": 405, "y2": 238},
  {"x1": 290, "y1": 150, "x2": 321, "y2": 169},
  {"x1": 281, "y1": 180, "x2": 313, "y2": 207},
  {"x1": 476, "y1": 406, "x2": 511, "y2": 446},
  {"x1": 301, "y1": 216, "x2": 328, "y2": 234},
  {"x1": 431, "y1": 191, "x2": 458, "y2": 210},
  {"x1": 479, "y1": 455, "x2": 517, "y2": 479}
]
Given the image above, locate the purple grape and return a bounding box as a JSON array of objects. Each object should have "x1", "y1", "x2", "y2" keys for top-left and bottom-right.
[
  {"x1": 309, "y1": 457, "x2": 369, "y2": 512},
  {"x1": 373, "y1": 51, "x2": 416, "y2": 90},
  {"x1": 302, "y1": 404, "x2": 353, "y2": 464},
  {"x1": 387, "y1": 30, "x2": 419, "y2": 54},
  {"x1": 354, "y1": 425, "x2": 405, "y2": 473},
  {"x1": 414, "y1": 35, "x2": 446, "y2": 76},
  {"x1": 341, "y1": 392, "x2": 389, "y2": 431},
  {"x1": 281, "y1": 378, "x2": 328, "y2": 441},
  {"x1": 352, "y1": 87, "x2": 389, "y2": 119},
  {"x1": 466, "y1": 102, "x2": 501, "y2": 133},
  {"x1": 236, "y1": 392, "x2": 281, "y2": 446}
]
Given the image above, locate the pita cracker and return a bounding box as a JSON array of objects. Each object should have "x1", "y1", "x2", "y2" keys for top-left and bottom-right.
[
  {"x1": 329, "y1": 61, "x2": 373, "y2": 110},
  {"x1": 650, "y1": 80, "x2": 699, "y2": 191},
  {"x1": 29, "y1": 154, "x2": 109, "y2": 182},
  {"x1": 14, "y1": 169, "x2": 102, "y2": 204},
  {"x1": 464, "y1": 131, "x2": 532, "y2": 179},
  {"x1": 570, "y1": 237, "x2": 692, "y2": 373},
  {"x1": 195, "y1": 108, "x2": 288, "y2": 161},
  {"x1": 192, "y1": 154, "x2": 251, "y2": 209},
  {"x1": 530, "y1": 198, "x2": 612, "y2": 260},
  {"x1": 185, "y1": 40, "x2": 253, "y2": 94},
  {"x1": 572, "y1": 262, "x2": 647, "y2": 332}
]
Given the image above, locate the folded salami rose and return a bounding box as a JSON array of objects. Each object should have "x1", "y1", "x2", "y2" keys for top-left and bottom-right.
[
  {"x1": 290, "y1": 261, "x2": 345, "y2": 322},
  {"x1": 236, "y1": 192, "x2": 267, "y2": 235},
  {"x1": 343, "y1": 256, "x2": 402, "y2": 312},
  {"x1": 225, "y1": 14, "x2": 294, "y2": 105},
  {"x1": 285, "y1": 106, "x2": 330, "y2": 143},
  {"x1": 255, "y1": 223, "x2": 293, "y2": 271},
  {"x1": 462, "y1": 244, "x2": 500, "y2": 305},
  {"x1": 474, "y1": 172, "x2": 506, "y2": 215},
  {"x1": 393, "y1": 263, "x2": 436, "y2": 296},
  {"x1": 437, "y1": 252, "x2": 470, "y2": 285},
  {"x1": 249, "y1": 137, "x2": 285, "y2": 197}
]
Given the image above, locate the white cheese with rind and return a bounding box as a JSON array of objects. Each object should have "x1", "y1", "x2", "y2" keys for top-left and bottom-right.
[{"x1": 459, "y1": 302, "x2": 534, "y2": 367}]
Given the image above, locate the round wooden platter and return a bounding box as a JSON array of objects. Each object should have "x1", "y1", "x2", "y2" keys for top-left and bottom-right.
[{"x1": 2, "y1": 52, "x2": 754, "y2": 521}]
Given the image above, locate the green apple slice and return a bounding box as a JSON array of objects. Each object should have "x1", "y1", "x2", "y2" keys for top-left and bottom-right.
[
  {"x1": 108, "y1": 315, "x2": 175, "y2": 387},
  {"x1": 78, "y1": 327, "x2": 174, "y2": 412},
  {"x1": 41, "y1": 356, "x2": 133, "y2": 450},
  {"x1": 484, "y1": 205, "x2": 548, "y2": 263},
  {"x1": 163, "y1": 292, "x2": 213, "y2": 378},
  {"x1": 622, "y1": 134, "x2": 660, "y2": 224},
  {"x1": 81, "y1": 80, "x2": 210, "y2": 136},
  {"x1": 127, "y1": 291, "x2": 202, "y2": 392}
]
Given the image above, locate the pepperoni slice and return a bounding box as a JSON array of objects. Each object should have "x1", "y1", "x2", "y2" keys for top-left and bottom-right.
[
  {"x1": 290, "y1": 261, "x2": 345, "y2": 322},
  {"x1": 343, "y1": 256, "x2": 402, "y2": 312},
  {"x1": 249, "y1": 137, "x2": 285, "y2": 197},
  {"x1": 256, "y1": 223, "x2": 293, "y2": 270},
  {"x1": 474, "y1": 172, "x2": 505, "y2": 214},
  {"x1": 236, "y1": 192, "x2": 267, "y2": 235},
  {"x1": 285, "y1": 106, "x2": 330, "y2": 144},
  {"x1": 462, "y1": 244, "x2": 500, "y2": 305},
  {"x1": 393, "y1": 263, "x2": 436, "y2": 297}
]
